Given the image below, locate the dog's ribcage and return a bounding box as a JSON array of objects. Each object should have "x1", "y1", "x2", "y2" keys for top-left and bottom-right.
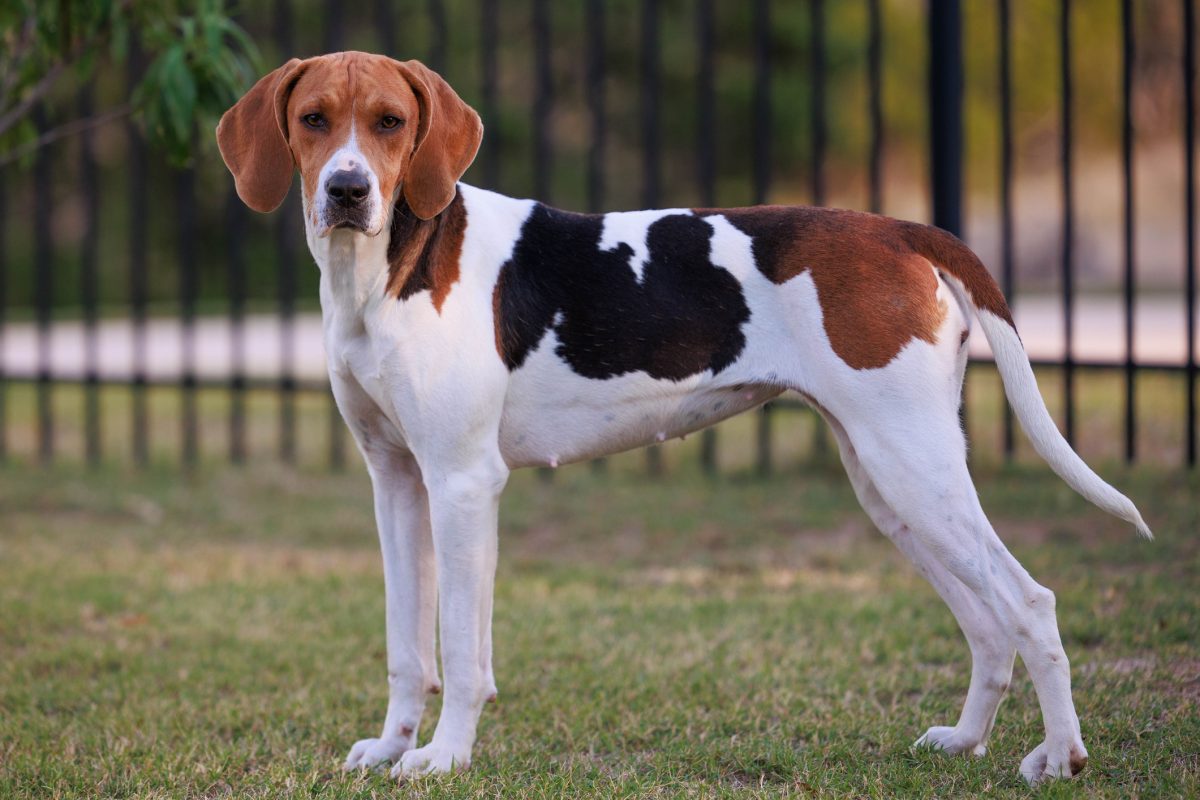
[{"x1": 488, "y1": 196, "x2": 817, "y2": 468}]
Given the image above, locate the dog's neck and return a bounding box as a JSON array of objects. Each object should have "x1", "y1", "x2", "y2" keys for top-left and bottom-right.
[
  {"x1": 384, "y1": 189, "x2": 468, "y2": 311},
  {"x1": 310, "y1": 188, "x2": 471, "y2": 326},
  {"x1": 308, "y1": 212, "x2": 391, "y2": 329}
]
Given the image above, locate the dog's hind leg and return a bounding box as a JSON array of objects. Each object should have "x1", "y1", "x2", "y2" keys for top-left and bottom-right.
[
  {"x1": 343, "y1": 448, "x2": 440, "y2": 771},
  {"x1": 829, "y1": 393, "x2": 1088, "y2": 783},
  {"x1": 814, "y1": 403, "x2": 1014, "y2": 757}
]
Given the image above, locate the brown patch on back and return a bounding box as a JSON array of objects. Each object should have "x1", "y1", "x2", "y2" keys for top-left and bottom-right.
[
  {"x1": 900, "y1": 221, "x2": 1015, "y2": 326},
  {"x1": 699, "y1": 206, "x2": 951, "y2": 370},
  {"x1": 386, "y1": 188, "x2": 466, "y2": 312}
]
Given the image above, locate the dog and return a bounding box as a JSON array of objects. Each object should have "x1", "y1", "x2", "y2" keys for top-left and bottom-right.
[{"x1": 217, "y1": 52, "x2": 1151, "y2": 783}]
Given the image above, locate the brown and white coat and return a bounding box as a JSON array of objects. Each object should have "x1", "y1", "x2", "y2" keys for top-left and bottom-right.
[{"x1": 218, "y1": 52, "x2": 1149, "y2": 783}]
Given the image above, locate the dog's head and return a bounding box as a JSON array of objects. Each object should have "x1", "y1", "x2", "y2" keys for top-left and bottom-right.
[{"x1": 217, "y1": 52, "x2": 482, "y2": 235}]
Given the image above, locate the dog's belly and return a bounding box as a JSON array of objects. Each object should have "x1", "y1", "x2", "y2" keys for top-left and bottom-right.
[{"x1": 498, "y1": 349, "x2": 782, "y2": 468}]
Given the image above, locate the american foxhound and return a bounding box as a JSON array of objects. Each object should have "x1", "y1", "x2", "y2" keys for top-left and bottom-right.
[{"x1": 217, "y1": 52, "x2": 1150, "y2": 783}]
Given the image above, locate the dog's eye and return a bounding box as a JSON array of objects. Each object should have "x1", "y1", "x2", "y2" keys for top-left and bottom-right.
[
  {"x1": 302, "y1": 113, "x2": 325, "y2": 129},
  {"x1": 379, "y1": 115, "x2": 404, "y2": 130}
]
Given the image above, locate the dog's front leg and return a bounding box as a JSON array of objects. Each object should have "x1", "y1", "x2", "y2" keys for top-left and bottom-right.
[
  {"x1": 395, "y1": 456, "x2": 508, "y2": 777},
  {"x1": 343, "y1": 448, "x2": 439, "y2": 771}
]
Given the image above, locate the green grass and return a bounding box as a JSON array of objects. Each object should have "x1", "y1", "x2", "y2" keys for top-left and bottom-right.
[{"x1": 1, "y1": 456, "x2": 1197, "y2": 798}]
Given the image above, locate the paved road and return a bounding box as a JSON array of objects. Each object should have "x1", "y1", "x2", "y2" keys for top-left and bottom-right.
[{"x1": 1, "y1": 295, "x2": 1195, "y2": 382}]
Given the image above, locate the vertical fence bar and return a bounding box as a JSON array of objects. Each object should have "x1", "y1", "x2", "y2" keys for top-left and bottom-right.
[
  {"x1": 1121, "y1": 0, "x2": 1136, "y2": 462},
  {"x1": 80, "y1": 85, "x2": 101, "y2": 466},
  {"x1": 867, "y1": 0, "x2": 883, "y2": 214},
  {"x1": 586, "y1": 0, "x2": 606, "y2": 214},
  {"x1": 227, "y1": 185, "x2": 247, "y2": 463},
  {"x1": 375, "y1": 0, "x2": 397, "y2": 55},
  {"x1": 810, "y1": 0, "x2": 826, "y2": 206},
  {"x1": 1060, "y1": 0, "x2": 1076, "y2": 445},
  {"x1": 481, "y1": 0, "x2": 500, "y2": 189},
  {"x1": 428, "y1": 0, "x2": 448, "y2": 75},
  {"x1": 928, "y1": 0, "x2": 963, "y2": 236},
  {"x1": 752, "y1": 0, "x2": 771, "y2": 207},
  {"x1": 275, "y1": 0, "x2": 297, "y2": 464},
  {"x1": 698, "y1": 0, "x2": 718, "y2": 474},
  {"x1": 532, "y1": 0, "x2": 552, "y2": 201},
  {"x1": 641, "y1": 0, "x2": 661, "y2": 209},
  {"x1": 697, "y1": 0, "x2": 716, "y2": 211},
  {"x1": 277, "y1": 211, "x2": 296, "y2": 465},
  {"x1": 1186, "y1": 0, "x2": 1197, "y2": 467},
  {"x1": 753, "y1": 0, "x2": 772, "y2": 475},
  {"x1": 33, "y1": 105, "x2": 53, "y2": 464},
  {"x1": 642, "y1": 0, "x2": 663, "y2": 476},
  {"x1": 999, "y1": 0, "x2": 1016, "y2": 459},
  {"x1": 225, "y1": 0, "x2": 246, "y2": 467},
  {"x1": 129, "y1": 37, "x2": 149, "y2": 466},
  {"x1": 178, "y1": 143, "x2": 199, "y2": 468},
  {"x1": 324, "y1": 0, "x2": 344, "y2": 55}
]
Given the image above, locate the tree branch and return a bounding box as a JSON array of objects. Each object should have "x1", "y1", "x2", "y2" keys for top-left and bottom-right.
[
  {"x1": 0, "y1": 62, "x2": 66, "y2": 138},
  {"x1": 0, "y1": 1, "x2": 135, "y2": 139},
  {"x1": 0, "y1": 104, "x2": 132, "y2": 168}
]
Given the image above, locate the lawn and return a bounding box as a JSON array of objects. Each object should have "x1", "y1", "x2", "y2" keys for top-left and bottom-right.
[{"x1": 1, "y1": 451, "x2": 1196, "y2": 798}]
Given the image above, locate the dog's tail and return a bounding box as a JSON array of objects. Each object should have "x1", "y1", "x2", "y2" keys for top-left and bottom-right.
[{"x1": 901, "y1": 221, "x2": 1153, "y2": 540}]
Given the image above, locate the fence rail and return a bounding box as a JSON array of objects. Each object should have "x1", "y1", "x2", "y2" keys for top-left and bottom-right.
[{"x1": 0, "y1": 0, "x2": 1196, "y2": 472}]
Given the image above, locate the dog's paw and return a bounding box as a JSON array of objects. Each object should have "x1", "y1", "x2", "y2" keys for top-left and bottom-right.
[
  {"x1": 391, "y1": 741, "x2": 470, "y2": 778},
  {"x1": 912, "y1": 725, "x2": 986, "y2": 757},
  {"x1": 1019, "y1": 740, "x2": 1088, "y2": 784},
  {"x1": 342, "y1": 736, "x2": 410, "y2": 771}
]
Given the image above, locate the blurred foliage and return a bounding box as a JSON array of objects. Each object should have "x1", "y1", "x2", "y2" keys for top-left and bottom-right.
[{"x1": 0, "y1": 0, "x2": 257, "y2": 166}]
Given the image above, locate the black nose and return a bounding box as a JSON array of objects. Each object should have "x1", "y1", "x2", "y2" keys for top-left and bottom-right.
[{"x1": 326, "y1": 170, "x2": 370, "y2": 207}]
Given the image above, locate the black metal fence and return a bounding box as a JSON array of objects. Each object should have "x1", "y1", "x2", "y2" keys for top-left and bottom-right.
[{"x1": 0, "y1": 0, "x2": 1195, "y2": 472}]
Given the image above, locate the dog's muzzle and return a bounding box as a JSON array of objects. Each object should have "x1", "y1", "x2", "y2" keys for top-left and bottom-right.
[{"x1": 323, "y1": 168, "x2": 372, "y2": 232}]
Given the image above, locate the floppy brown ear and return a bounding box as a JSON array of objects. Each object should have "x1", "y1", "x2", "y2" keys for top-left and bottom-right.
[
  {"x1": 396, "y1": 60, "x2": 483, "y2": 220},
  {"x1": 216, "y1": 59, "x2": 306, "y2": 213}
]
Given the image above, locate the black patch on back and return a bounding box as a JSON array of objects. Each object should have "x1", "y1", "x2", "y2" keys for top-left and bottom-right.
[{"x1": 494, "y1": 205, "x2": 750, "y2": 381}]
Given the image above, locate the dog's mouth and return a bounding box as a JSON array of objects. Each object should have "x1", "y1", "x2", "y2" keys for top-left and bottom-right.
[
  {"x1": 317, "y1": 205, "x2": 383, "y2": 238},
  {"x1": 323, "y1": 207, "x2": 370, "y2": 233}
]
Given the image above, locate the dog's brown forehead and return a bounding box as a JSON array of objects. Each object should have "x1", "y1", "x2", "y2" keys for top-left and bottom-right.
[{"x1": 287, "y1": 53, "x2": 419, "y2": 119}]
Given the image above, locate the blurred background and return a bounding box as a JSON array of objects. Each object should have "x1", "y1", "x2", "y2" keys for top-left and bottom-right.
[
  {"x1": 0, "y1": 0, "x2": 1196, "y2": 473},
  {"x1": 3, "y1": 5, "x2": 1199, "y2": 795}
]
